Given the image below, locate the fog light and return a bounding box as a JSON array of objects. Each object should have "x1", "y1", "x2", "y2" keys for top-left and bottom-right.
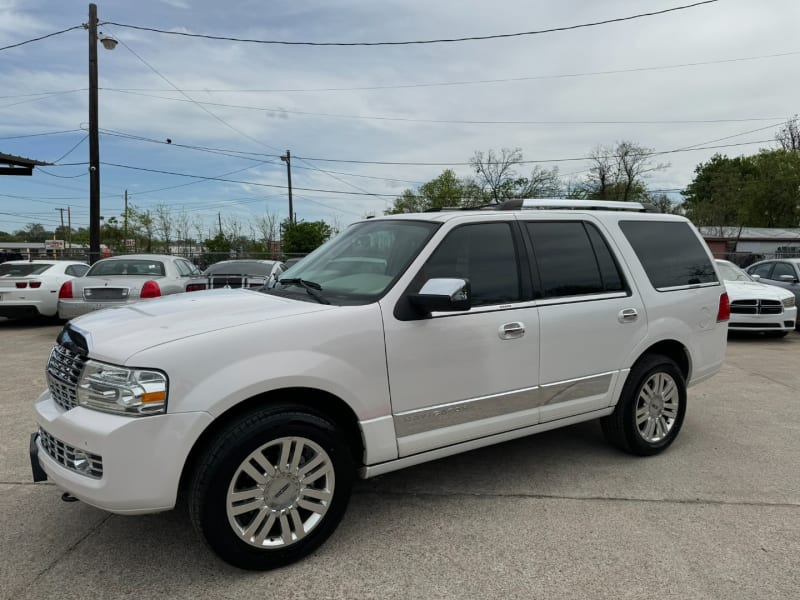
[{"x1": 72, "y1": 451, "x2": 92, "y2": 475}]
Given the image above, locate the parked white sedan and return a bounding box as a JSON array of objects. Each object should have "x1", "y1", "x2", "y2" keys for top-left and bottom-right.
[
  {"x1": 716, "y1": 259, "x2": 797, "y2": 337},
  {"x1": 0, "y1": 260, "x2": 89, "y2": 319},
  {"x1": 58, "y1": 254, "x2": 203, "y2": 320}
]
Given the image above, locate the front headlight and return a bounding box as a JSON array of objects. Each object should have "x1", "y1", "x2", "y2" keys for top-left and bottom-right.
[
  {"x1": 77, "y1": 360, "x2": 168, "y2": 416},
  {"x1": 783, "y1": 296, "x2": 795, "y2": 308}
]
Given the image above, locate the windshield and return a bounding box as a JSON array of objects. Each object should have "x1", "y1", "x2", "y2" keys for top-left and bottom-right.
[
  {"x1": 717, "y1": 261, "x2": 752, "y2": 282},
  {"x1": 0, "y1": 263, "x2": 53, "y2": 277},
  {"x1": 270, "y1": 219, "x2": 438, "y2": 305},
  {"x1": 87, "y1": 259, "x2": 166, "y2": 277}
]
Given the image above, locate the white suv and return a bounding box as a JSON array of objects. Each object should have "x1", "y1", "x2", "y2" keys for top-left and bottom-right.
[{"x1": 30, "y1": 200, "x2": 729, "y2": 570}]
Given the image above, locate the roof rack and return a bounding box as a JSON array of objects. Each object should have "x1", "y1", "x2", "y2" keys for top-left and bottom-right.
[{"x1": 497, "y1": 198, "x2": 653, "y2": 212}]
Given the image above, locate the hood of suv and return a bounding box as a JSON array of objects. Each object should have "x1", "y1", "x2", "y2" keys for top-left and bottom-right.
[{"x1": 68, "y1": 289, "x2": 333, "y2": 362}]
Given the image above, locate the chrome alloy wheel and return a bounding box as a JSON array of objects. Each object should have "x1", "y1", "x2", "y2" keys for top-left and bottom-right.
[
  {"x1": 635, "y1": 372, "x2": 680, "y2": 443},
  {"x1": 226, "y1": 437, "x2": 335, "y2": 549}
]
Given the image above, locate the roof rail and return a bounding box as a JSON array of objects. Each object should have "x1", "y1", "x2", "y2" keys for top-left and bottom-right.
[{"x1": 497, "y1": 198, "x2": 652, "y2": 212}]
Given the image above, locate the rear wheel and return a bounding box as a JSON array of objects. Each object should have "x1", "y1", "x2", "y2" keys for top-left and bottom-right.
[
  {"x1": 601, "y1": 354, "x2": 686, "y2": 456},
  {"x1": 189, "y1": 406, "x2": 354, "y2": 570}
]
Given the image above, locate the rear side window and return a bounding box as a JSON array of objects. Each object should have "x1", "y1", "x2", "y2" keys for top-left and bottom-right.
[
  {"x1": 620, "y1": 221, "x2": 718, "y2": 290},
  {"x1": 772, "y1": 263, "x2": 797, "y2": 280},
  {"x1": 526, "y1": 221, "x2": 626, "y2": 298},
  {"x1": 65, "y1": 265, "x2": 89, "y2": 277}
]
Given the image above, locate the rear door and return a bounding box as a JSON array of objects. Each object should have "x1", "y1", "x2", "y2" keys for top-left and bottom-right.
[{"x1": 522, "y1": 218, "x2": 646, "y2": 422}]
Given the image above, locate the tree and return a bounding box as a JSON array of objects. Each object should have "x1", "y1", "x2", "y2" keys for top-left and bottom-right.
[
  {"x1": 254, "y1": 211, "x2": 280, "y2": 254},
  {"x1": 682, "y1": 149, "x2": 800, "y2": 230},
  {"x1": 15, "y1": 223, "x2": 49, "y2": 242},
  {"x1": 776, "y1": 115, "x2": 800, "y2": 153},
  {"x1": 282, "y1": 219, "x2": 332, "y2": 254},
  {"x1": 647, "y1": 192, "x2": 679, "y2": 214},
  {"x1": 585, "y1": 141, "x2": 668, "y2": 201},
  {"x1": 470, "y1": 148, "x2": 526, "y2": 203},
  {"x1": 154, "y1": 204, "x2": 173, "y2": 253},
  {"x1": 386, "y1": 169, "x2": 473, "y2": 214}
]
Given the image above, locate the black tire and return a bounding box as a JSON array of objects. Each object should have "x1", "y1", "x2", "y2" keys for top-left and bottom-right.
[
  {"x1": 601, "y1": 354, "x2": 687, "y2": 456},
  {"x1": 189, "y1": 405, "x2": 354, "y2": 570}
]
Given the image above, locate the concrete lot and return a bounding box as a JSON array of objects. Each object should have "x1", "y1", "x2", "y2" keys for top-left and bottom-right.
[{"x1": 1, "y1": 318, "x2": 798, "y2": 600}]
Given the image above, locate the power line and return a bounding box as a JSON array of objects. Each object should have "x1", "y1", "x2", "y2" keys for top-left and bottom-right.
[
  {"x1": 0, "y1": 89, "x2": 85, "y2": 109},
  {"x1": 51, "y1": 135, "x2": 89, "y2": 163},
  {"x1": 104, "y1": 48, "x2": 800, "y2": 94},
  {"x1": 0, "y1": 129, "x2": 83, "y2": 140},
  {"x1": 104, "y1": 89, "x2": 783, "y2": 127},
  {"x1": 102, "y1": 1, "x2": 719, "y2": 47},
  {"x1": 0, "y1": 24, "x2": 84, "y2": 52}
]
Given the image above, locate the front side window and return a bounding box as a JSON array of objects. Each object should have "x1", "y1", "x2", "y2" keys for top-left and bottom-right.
[
  {"x1": 270, "y1": 220, "x2": 438, "y2": 305},
  {"x1": 749, "y1": 262, "x2": 774, "y2": 278},
  {"x1": 772, "y1": 262, "x2": 797, "y2": 280},
  {"x1": 527, "y1": 221, "x2": 626, "y2": 298},
  {"x1": 620, "y1": 220, "x2": 718, "y2": 291},
  {"x1": 417, "y1": 222, "x2": 521, "y2": 306}
]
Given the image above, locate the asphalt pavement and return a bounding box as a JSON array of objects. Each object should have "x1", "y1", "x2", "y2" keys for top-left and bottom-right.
[{"x1": 1, "y1": 318, "x2": 798, "y2": 599}]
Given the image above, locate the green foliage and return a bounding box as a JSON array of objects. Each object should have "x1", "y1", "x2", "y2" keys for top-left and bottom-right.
[
  {"x1": 682, "y1": 150, "x2": 800, "y2": 228},
  {"x1": 386, "y1": 169, "x2": 472, "y2": 214},
  {"x1": 281, "y1": 219, "x2": 333, "y2": 254}
]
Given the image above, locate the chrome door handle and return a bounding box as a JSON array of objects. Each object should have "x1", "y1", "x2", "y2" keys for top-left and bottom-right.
[
  {"x1": 618, "y1": 308, "x2": 639, "y2": 323},
  {"x1": 499, "y1": 322, "x2": 525, "y2": 339}
]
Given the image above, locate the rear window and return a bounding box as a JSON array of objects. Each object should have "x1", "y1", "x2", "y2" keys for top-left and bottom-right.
[
  {"x1": 619, "y1": 221, "x2": 718, "y2": 290},
  {"x1": 87, "y1": 259, "x2": 165, "y2": 277},
  {"x1": 205, "y1": 261, "x2": 275, "y2": 276},
  {"x1": 0, "y1": 263, "x2": 53, "y2": 277}
]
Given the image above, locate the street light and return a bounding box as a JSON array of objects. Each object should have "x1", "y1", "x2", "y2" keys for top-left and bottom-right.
[{"x1": 87, "y1": 3, "x2": 116, "y2": 263}]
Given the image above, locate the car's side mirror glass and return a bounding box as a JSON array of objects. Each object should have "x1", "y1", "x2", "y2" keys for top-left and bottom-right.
[{"x1": 409, "y1": 278, "x2": 471, "y2": 314}]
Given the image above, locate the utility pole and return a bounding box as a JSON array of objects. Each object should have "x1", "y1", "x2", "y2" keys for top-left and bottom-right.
[
  {"x1": 67, "y1": 207, "x2": 72, "y2": 255},
  {"x1": 88, "y1": 3, "x2": 100, "y2": 264},
  {"x1": 218, "y1": 212, "x2": 223, "y2": 236},
  {"x1": 123, "y1": 189, "x2": 128, "y2": 247},
  {"x1": 56, "y1": 208, "x2": 65, "y2": 233},
  {"x1": 280, "y1": 150, "x2": 293, "y2": 224}
]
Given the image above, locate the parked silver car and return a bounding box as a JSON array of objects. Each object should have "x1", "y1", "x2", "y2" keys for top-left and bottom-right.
[
  {"x1": 199, "y1": 259, "x2": 285, "y2": 290},
  {"x1": 746, "y1": 258, "x2": 800, "y2": 318},
  {"x1": 57, "y1": 254, "x2": 203, "y2": 320}
]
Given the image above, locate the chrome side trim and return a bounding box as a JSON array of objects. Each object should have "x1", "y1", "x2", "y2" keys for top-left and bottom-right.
[
  {"x1": 539, "y1": 372, "x2": 614, "y2": 406},
  {"x1": 392, "y1": 372, "x2": 614, "y2": 437},
  {"x1": 361, "y1": 407, "x2": 615, "y2": 478},
  {"x1": 393, "y1": 386, "x2": 539, "y2": 437},
  {"x1": 537, "y1": 292, "x2": 628, "y2": 307}
]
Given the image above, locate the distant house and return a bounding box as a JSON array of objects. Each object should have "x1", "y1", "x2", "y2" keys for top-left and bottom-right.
[{"x1": 700, "y1": 227, "x2": 800, "y2": 265}]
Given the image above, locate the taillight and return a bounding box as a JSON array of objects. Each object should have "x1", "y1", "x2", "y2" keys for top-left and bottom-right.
[
  {"x1": 140, "y1": 280, "x2": 161, "y2": 298},
  {"x1": 58, "y1": 281, "x2": 73, "y2": 299},
  {"x1": 15, "y1": 281, "x2": 27, "y2": 288},
  {"x1": 29, "y1": 281, "x2": 42, "y2": 289},
  {"x1": 717, "y1": 292, "x2": 730, "y2": 322},
  {"x1": 186, "y1": 283, "x2": 206, "y2": 292}
]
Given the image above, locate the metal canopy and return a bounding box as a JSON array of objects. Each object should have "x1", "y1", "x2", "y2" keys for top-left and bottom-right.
[{"x1": 0, "y1": 152, "x2": 51, "y2": 176}]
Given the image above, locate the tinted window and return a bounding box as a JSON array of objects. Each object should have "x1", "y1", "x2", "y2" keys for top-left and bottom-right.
[
  {"x1": 87, "y1": 259, "x2": 166, "y2": 277},
  {"x1": 65, "y1": 265, "x2": 89, "y2": 277},
  {"x1": 421, "y1": 222, "x2": 521, "y2": 306},
  {"x1": 175, "y1": 260, "x2": 199, "y2": 277},
  {"x1": 527, "y1": 222, "x2": 624, "y2": 297},
  {"x1": 620, "y1": 221, "x2": 718, "y2": 290},
  {"x1": 749, "y1": 263, "x2": 774, "y2": 278},
  {"x1": 0, "y1": 263, "x2": 53, "y2": 276},
  {"x1": 772, "y1": 262, "x2": 797, "y2": 280}
]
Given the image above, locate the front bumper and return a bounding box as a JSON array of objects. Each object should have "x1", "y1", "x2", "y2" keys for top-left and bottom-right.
[
  {"x1": 728, "y1": 306, "x2": 796, "y2": 332},
  {"x1": 32, "y1": 389, "x2": 213, "y2": 514}
]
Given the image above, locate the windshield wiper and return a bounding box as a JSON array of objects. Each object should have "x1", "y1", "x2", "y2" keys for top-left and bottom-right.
[{"x1": 278, "y1": 278, "x2": 331, "y2": 305}]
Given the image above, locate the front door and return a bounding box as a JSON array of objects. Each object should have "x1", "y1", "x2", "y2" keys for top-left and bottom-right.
[{"x1": 381, "y1": 221, "x2": 541, "y2": 457}]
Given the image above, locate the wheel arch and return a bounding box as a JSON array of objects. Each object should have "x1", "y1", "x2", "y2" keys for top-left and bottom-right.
[
  {"x1": 636, "y1": 339, "x2": 691, "y2": 381},
  {"x1": 178, "y1": 387, "x2": 365, "y2": 495}
]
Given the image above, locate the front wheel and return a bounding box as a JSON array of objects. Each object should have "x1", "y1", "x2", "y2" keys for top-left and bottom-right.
[
  {"x1": 601, "y1": 354, "x2": 687, "y2": 456},
  {"x1": 189, "y1": 406, "x2": 354, "y2": 570}
]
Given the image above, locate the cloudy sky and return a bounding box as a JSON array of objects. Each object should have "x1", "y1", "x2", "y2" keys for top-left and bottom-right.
[{"x1": 1, "y1": 0, "x2": 798, "y2": 237}]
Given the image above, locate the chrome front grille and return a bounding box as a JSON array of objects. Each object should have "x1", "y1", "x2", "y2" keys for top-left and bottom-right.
[
  {"x1": 46, "y1": 344, "x2": 87, "y2": 411},
  {"x1": 730, "y1": 299, "x2": 783, "y2": 315},
  {"x1": 38, "y1": 427, "x2": 103, "y2": 479}
]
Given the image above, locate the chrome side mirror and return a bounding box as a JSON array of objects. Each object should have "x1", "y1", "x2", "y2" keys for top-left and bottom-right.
[
  {"x1": 750, "y1": 274, "x2": 761, "y2": 281},
  {"x1": 779, "y1": 274, "x2": 799, "y2": 283},
  {"x1": 409, "y1": 278, "x2": 471, "y2": 314}
]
